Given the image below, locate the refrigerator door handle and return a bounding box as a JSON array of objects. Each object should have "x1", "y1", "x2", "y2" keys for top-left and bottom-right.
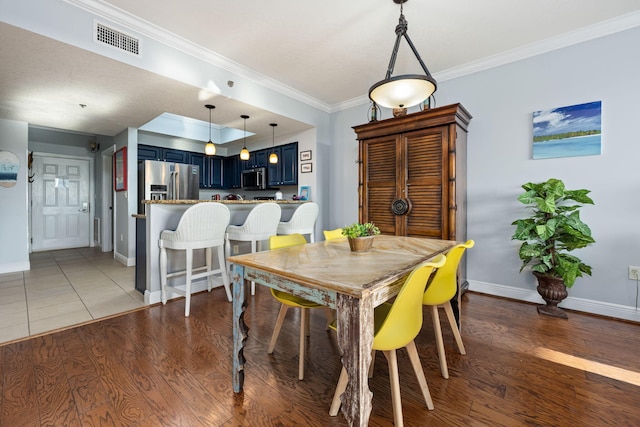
[{"x1": 173, "y1": 170, "x2": 179, "y2": 200}]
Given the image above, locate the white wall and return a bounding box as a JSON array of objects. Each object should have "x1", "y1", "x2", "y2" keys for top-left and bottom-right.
[
  {"x1": 0, "y1": 119, "x2": 29, "y2": 273},
  {"x1": 330, "y1": 27, "x2": 640, "y2": 321}
]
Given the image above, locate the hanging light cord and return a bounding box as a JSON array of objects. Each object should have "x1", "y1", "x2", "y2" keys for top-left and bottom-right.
[
  {"x1": 208, "y1": 108, "x2": 212, "y2": 141},
  {"x1": 384, "y1": 1, "x2": 433, "y2": 79}
]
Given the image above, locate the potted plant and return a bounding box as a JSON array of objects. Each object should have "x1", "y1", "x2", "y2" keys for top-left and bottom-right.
[
  {"x1": 342, "y1": 222, "x2": 381, "y2": 252},
  {"x1": 511, "y1": 178, "x2": 595, "y2": 318}
]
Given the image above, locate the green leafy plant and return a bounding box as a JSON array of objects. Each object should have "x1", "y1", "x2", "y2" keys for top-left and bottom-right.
[
  {"x1": 342, "y1": 222, "x2": 381, "y2": 238},
  {"x1": 511, "y1": 178, "x2": 595, "y2": 288}
]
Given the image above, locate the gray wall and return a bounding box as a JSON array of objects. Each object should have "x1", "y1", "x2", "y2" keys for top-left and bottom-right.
[
  {"x1": 330, "y1": 27, "x2": 640, "y2": 321},
  {"x1": 0, "y1": 119, "x2": 29, "y2": 273}
]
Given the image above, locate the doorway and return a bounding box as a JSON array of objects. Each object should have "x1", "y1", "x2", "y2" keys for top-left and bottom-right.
[{"x1": 30, "y1": 153, "x2": 94, "y2": 251}]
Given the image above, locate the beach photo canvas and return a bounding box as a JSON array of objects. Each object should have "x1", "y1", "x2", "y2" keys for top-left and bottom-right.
[{"x1": 532, "y1": 101, "x2": 602, "y2": 159}]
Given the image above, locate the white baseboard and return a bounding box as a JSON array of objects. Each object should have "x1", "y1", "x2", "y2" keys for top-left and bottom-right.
[
  {"x1": 0, "y1": 261, "x2": 30, "y2": 274},
  {"x1": 114, "y1": 251, "x2": 135, "y2": 267},
  {"x1": 469, "y1": 280, "x2": 640, "y2": 323},
  {"x1": 144, "y1": 279, "x2": 229, "y2": 305}
]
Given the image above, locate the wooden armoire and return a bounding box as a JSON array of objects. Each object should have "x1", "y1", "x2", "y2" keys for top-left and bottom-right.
[{"x1": 355, "y1": 103, "x2": 472, "y2": 283}]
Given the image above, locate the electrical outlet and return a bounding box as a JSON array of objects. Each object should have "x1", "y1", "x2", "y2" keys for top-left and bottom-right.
[
  {"x1": 233, "y1": 244, "x2": 239, "y2": 254},
  {"x1": 629, "y1": 266, "x2": 640, "y2": 280}
]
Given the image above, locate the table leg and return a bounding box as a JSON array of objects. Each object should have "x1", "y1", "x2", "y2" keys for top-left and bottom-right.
[
  {"x1": 232, "y1": 263, "x2": 248, "y2": 393},
  {"x1": 336, "y1": 293, "x2": 374, "y2": 427}
]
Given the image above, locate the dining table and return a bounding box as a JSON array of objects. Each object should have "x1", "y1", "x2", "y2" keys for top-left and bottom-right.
[{"x1": 227, "y1": 234, "x2": 458, "y2": 426}]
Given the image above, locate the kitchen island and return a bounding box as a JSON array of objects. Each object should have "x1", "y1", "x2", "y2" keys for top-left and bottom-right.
[{"x1": 136, "y1": 199, "x2": 307, "y2": 305}]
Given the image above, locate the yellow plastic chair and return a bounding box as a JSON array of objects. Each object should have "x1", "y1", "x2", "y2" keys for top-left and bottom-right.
[
  {"x1": 323, "y1": 228, "x2": 344, "y2": 241},
  {"x1": 268, "y1": 234, "x2": 332, "y2": 380},
  {"x1": 330, "y1": 254, "x2": 446, "y2": 426},
  {"x1": 423, "y1": 240, "x2": 474, "y2": 379}
]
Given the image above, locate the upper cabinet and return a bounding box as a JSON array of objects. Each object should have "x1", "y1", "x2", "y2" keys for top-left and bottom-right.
[
  {"x1": 244, "y1": 150, "x2": 268, "y2": 170},
  {"x1": 190, "y1": 153, "x2": 223, "y2": 189},
  {"x1": 268, "y1": 142, "x2": 298, "y2": 186},
  {"x1": 224, "y1": 155, "x2": 243, "y2": 189},
  {"x1": 138, "y1": 142, "x2": 298, "y2": 190},
  {"x1": 138, "y1": 145, "x2": 188, "y2": 163}
]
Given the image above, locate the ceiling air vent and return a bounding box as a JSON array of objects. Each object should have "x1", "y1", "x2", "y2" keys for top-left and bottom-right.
[{"x1": 95, "y1": 23, "x2": 139, "y2": 55}]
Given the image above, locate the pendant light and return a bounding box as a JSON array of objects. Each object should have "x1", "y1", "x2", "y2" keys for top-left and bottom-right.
[
  {"x1": 369, "y1": 0, "x2": 437, "y2": 109},
  {"x1": 269, "y1": 123, "x2": 278, "y2": 164},
  {"x1": 204, "y1": 104, "x2": 216, "y2": 156},
  {"x1": 239, "y1": 115, "x2": 250, "y2": 161}
]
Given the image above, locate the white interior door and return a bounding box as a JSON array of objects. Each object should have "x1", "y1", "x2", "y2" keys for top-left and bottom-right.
[{"x1": 31, "y1": 155, "x2": 91, "y2": 251}]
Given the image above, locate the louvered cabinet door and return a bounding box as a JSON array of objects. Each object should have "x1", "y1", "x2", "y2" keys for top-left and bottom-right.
[
  {"x1": 355, "y1": 103, "x2": 471, "y2": 242},
  {"x1": 360, "y1": 135, "x2": 399, "y2": 235},
  {"x1": 404, "y1": 127, "x2": 450, "y2": 238}
]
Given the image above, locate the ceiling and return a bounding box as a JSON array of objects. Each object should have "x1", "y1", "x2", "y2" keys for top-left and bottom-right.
[{"x1": 2, "y1": 0, "x2": 640, "y2": 147}]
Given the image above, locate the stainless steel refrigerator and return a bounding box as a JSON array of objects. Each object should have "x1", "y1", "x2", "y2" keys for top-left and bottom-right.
[{"x1": 138, "y1": 160, "x2": 200, "y2": 214}]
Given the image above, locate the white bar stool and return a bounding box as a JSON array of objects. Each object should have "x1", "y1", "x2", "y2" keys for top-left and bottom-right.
[
  {"x1": 159, "y1": 203, "x2": 231, "y2": 317},
  {"x1": 277, "y1": 202, "x2": 319, "y2": 243},
  {"x1": 225, "y1": 202, "x2": 282, "y2": 295}
]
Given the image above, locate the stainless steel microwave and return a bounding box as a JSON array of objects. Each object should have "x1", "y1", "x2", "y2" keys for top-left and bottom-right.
[{"x1": 241, "y1": 167, "x2": 267, "y2": 190}]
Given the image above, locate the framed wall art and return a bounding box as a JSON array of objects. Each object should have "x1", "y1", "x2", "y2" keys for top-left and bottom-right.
[
  {"x1": 299, "y1": 185, "x2": 310, "y2": 201},
  {"x1": 532, "y1": 101, "x2": 602, "y2": 159},
  {"x1": 300, "y1": 150, "x2": 312, "y2": 161},
  {"x1": 114, "y1": 147, "x2": 127, "y2": 191},
  {"x1": 300, "y1": 163, "x2": 312, "y2": 173}
]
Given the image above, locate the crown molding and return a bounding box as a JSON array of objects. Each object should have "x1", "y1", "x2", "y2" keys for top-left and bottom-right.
[
  {"x1": 436, "y1": 10, "x2": 640, "y2": 82},
  {"x1": 65, "y1": 0, "x2": 332, "y2": 113},
  {"x1": 66, "y1": 1, "x2": 640, "y2": 115}
]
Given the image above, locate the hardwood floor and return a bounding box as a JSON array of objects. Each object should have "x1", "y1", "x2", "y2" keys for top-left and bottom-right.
[{"x1": 1, "y1": 288, "x2": 638, "y2": 426}]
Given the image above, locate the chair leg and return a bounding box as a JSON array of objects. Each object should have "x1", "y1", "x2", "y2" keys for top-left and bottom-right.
[
  {"x1": 206, "y1": 247, "x2": 213, "y2": 292},
  {"x1": 184, "y1": 249, "x2": 193, "y2": 317},
  {"x1": 268, "y1": 304, "x2": 289, "y2": 353},
  {"x1": 309, "y1": 232, "x2": 315, "y2": 243},
  {"x1": 298, "y1": 308, "x2": 308, "y2": 380},
  {"x1": 217, "y1": 245, "x2": 232, "y2": 302},
  {"x1": 160, "y1": 246, "x2": 168, "y2": 305},
  {"x1": 250, "y1": 240, "x2": 257, "y2": 295},
  {"x1": 329, "y1": 367, "x2": 348, "y2": 416},
  {"x1": 406, "y1": 340, "x2": 434, "y2": 410},
  {"x1": 383, "y1": 350, "x2": 404, "y2": 427},
  {"x1": 225, "y1": 236, "x2": 231, "y2": 273},
  {"x1": 443, "y1": 302, "x2": 466, "y2": 355},
  {"x1": 431, "y1": 305, "x2": 449, "y2": 379}
]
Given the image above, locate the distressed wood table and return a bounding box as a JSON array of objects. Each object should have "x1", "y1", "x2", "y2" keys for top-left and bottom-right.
[{"x1": 227, "y1": 235, "x2": 457, "y2": 426}]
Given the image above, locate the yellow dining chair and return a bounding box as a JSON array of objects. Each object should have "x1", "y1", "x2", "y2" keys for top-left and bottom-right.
[
  {"x1": 329, "y1": 254, "x2": 447, "y2": 426},
  {"x1": 323, "y1": 228, "x2": 344, "y2": 241},
  {"x1": 268, "y1": 234, "x2": 331, "y2": 380},
  {"x1": 422, "y1": 240, "x2": 474, "y2": 379},
  {"x1": 322, "y1": 228, "x2": 344, "y2": 240}
]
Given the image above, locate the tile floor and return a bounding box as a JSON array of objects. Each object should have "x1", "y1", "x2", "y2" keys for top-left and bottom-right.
[{"x1": 0, "y1": 247, "x2": 145, "y2": 345}]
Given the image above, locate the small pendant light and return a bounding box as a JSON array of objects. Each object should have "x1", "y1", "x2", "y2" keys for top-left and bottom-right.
[
  {"x1": 239, "y1": 115, "x2": 250, "y2": 161},
  {"x1": 269, "y1": 123, "x2": 278, "y2": 164},
  {"x1": 204, "y1": 104, "x2": 216, "y2": 156}
]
